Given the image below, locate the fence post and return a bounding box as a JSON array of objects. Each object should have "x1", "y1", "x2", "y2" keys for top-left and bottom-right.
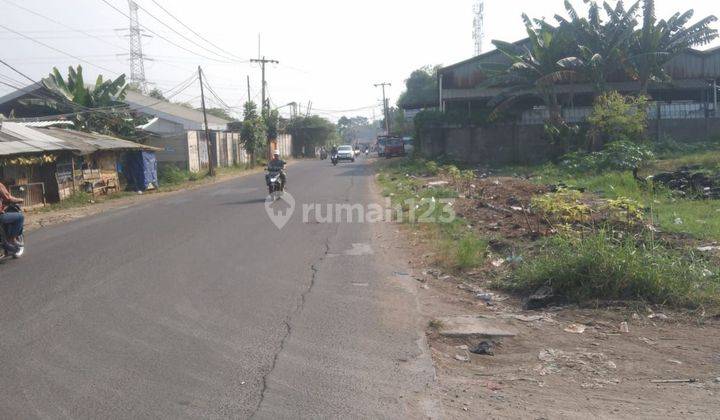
[{"x1": 655, "y1": 101, "x2": 661, "y2": 143}]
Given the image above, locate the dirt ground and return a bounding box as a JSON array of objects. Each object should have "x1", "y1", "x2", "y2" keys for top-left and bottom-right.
[{"x1": 389, "y1": 209, "x2": 720, "y2": 420}]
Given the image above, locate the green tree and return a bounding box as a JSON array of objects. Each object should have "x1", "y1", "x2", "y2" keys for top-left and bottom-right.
[
  {"x1": 42, "y1": 65, "x2": 145, "y2": 140},
  {"x1": 556, "y1": 0, "x2": 640, "y2": 94},
  {"x1": 147, "y1": 88, "x2": 166, "y2": 101},
  {"x1": 397, "y1": 66, "x2": 440, "y2": 109},
  {"x1": 587, "y1": 91, "x2": 648, "y2": 148},
  {"x1": 241, "y1": 101, "x2": 267, "y2": 165},
  {"x1": 486, "y1": 16, "x2": 577, "y2": 121},
  {"x1": 263, "y1": 108, "x2": 280, "y2": 141},
  {"x1": 631, "y1": 0, "x2": 718, "y2": 94},
  {"x1": 287, "y1": 115, "x2": 339, "y2": 156}
]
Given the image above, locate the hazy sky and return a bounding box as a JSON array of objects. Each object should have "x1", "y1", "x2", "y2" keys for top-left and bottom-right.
[{"x1": 1, "y1": 0, "x2": 718, "y2": 121}]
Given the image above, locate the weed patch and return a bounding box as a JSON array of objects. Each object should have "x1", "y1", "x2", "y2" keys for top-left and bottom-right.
[{"x1": 499, "y1": 230, "x2": 720, "y2": 310}]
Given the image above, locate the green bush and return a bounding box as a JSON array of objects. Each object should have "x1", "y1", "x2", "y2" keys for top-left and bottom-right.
[
  {"x1": 560, "y1": 141, "x2": 654, "y2": 173},
  {"x1": 158, "y1": 165, "x2": 189, "y2": 185},
  {"x1": 588, "y1": 91, "x2": 648, "y2": 144},
  {"x1": 500, "y1": 230, "x2": 720, "y2": 309}
]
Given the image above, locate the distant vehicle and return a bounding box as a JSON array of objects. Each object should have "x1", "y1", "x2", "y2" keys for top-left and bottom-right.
[
  {"x1": 336, "y1": 145, "x2": 355, "y2": 162},
  {"x1": 403, "y1": 137, "x2": 414, "y2": 155},
  {"x1": 377, "y1": 137, "x2": 388, "y2": 157},
  {"x1": 384, "y1": 137, "x2": 405, "y2": 158}
]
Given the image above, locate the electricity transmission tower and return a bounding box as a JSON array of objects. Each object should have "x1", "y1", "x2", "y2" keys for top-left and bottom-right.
[
  {"x1": 127, "y1": 0, "x2": 148, "y2": 92},
  {"x1": 473, "y1": 0, "x2": 485, "y2": 56}
]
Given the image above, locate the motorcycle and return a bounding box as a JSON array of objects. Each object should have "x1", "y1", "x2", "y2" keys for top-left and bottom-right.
[
  {"x1": 319, "y1": 150, "x2": 328, "y2": 160},
  {"x1": 331, "y1": 153, "x2": 338, "y2": 166},
  {"x1": 0, "y1": 203, "x2": 24, "y2": 261},
  {"x1": 266, "y1": 169, "x2": 285, "y2": 195}
]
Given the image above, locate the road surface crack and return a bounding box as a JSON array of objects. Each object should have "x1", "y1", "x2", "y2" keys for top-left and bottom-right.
[{"x1": 249, "y1": 229, "x2": 336, "y2": 418}]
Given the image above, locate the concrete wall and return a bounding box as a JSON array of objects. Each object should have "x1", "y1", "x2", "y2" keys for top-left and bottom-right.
[
  {"x1": 421, "y1": 124, "x2": 555, "y2": 165},
  {"x1": 420, "y1": 117, "x2": 720, "y2": 165}
]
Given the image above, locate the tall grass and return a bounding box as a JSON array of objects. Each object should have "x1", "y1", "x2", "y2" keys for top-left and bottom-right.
[{"x1": 500, "y1": 230, "x2": 720, "y2": 309}]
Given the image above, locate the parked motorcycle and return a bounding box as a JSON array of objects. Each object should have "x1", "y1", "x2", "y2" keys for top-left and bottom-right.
[
  {"x1": 266, "y1": 169, "x2": 285, "y2": 195},
  {"x1": 0, "y1": 203, "x2": 24, "y2": 261},
  {"x1": 331, "y1": 153, "x2": 338, "y2": 166}
]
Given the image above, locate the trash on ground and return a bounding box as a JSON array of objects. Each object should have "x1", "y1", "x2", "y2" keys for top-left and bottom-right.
[
  {"x1": 454, "y1": 354, "x2": 470, "y2": 362},
  {"x1": 436, "y1": 315, "x2": 519, "y2": 339},
  {"x1": 619, "y1": 322, "x2": 630, "y2": 333},
  {"x1": 667, "y1": 359, "x2": 683, "y2": 365},
  {"x1": 427, "y1": 180, "x2": 449, "y2": 187},
  {"x1": 476, "y1": 293, "x2": 494, "y2": 303},
  {"x1": 523, "y1": 285, "x2": 558, "y2": 310},
  {"x1": 650, "y1": 378, "x2": 698, "y2": 384},
  {"x1": 470, "y1": 341, "x2": 495, "y2": 356},
  {"x1": 491, "y1": 258, "x2": 505, "y2": 267},
  {"x1": 648, "y1": 313, "x2": 670, "y2": 320},
  {"x1": 564, "y1": 323, "x2": 587, "y2": 334},
  {"x1": 697, "y1": 245, "x2": 720, "y2": 252}
]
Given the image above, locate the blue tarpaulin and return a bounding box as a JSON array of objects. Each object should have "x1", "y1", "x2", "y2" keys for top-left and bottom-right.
[{"x1": 124, "y1": 151, "x2": 158, "y2": 191}]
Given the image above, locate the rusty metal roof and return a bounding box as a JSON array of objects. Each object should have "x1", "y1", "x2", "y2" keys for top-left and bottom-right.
[{"x1": 0, "y1": 122, "x2": 159, "y2": 157}]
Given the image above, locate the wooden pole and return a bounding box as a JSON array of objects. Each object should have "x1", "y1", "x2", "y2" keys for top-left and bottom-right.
[{"x1": 198, "y1": 66, "x2": 216, "y2": 177}]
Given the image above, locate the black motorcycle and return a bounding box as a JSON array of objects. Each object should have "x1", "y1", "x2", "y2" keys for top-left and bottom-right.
[
  {"x1": 319, "y1": 150, "x2": 328, "y2": 160},
  {"x1": 0, "y1": 203, "x2": 24, "y2": 261},
  {"x1": 266, "y1": 169, "x2": 285, "y2": 195},
  {"x1": 331, "y1": 153, "x2": 338, "y2": 166}
]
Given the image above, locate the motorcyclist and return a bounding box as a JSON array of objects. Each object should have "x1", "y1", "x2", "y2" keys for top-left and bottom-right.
[
  {"x1": 0, "y1": 180, "x2": 24, "y2": 252},
  {"x1": 330, "y1": 144, "x2": 338, "y2": 156},
  {"x1": 266, "y1": 150, "x2": 287, "y2": 187}
]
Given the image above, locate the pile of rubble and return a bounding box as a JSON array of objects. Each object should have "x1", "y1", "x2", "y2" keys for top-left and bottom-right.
[{"x1": 651, "y1": 166, "x2": 720, "y2": 199}]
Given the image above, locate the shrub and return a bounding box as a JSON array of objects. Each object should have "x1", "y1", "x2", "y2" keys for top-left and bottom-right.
[
  {"x1": 588, "y1": 91, "x2": 648, "y2": 145},
  {"x1": 531, "y1": 189, "x2": 592, "y2": 224},
  {"x1": 560, "y1": 141, "x2": 654, "y2": 173},
  {"x1": 158, "y1": 165, "x2": 189, "y2": 184},
  {"x1": 500, "y1": 230, "x2": 720, "y2": 309}
]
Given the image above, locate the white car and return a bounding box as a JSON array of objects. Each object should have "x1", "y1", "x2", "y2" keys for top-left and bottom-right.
[{"x1": 337, "y1": 145, "x2": 355, "y2": 162}]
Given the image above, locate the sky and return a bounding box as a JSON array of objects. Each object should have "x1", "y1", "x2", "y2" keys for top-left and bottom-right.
[{"x1": 1, "y1": 0, "x2": 719, "y2": 121}]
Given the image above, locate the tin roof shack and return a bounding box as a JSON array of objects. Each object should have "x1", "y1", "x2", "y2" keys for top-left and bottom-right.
[
  {"x1": 0, "y1": 122, "x2": 158, "y2": 206},
  {"x1": 0, "y1": 86, "x2": 233, "y2": 173}
]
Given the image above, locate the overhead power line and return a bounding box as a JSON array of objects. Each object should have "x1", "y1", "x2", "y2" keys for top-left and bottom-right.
[
  {"x1": 0, "y1": 24, "x2": 121, "y2": 75},
  {"x1": 148, "y1": 0, "x2": 244, "y2": 61},
  {"x1": 1, "y1": 0, "x2": 129, "y2": 54},
  {"x1": 98, "y1": 0, "x2": 242, "y2": 64}
]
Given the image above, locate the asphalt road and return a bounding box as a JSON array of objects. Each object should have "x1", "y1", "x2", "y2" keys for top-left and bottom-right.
[{"x1": 0, "y1": 158, "x2": 438, "y2": 419}]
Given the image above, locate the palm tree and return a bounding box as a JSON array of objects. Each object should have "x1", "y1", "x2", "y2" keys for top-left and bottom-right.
[
  {"x1": 485, "y1": 15, "x2": 577, "y2": 122},
  {"x1": 631, "y1": 0, "x2": 718, "y2": 94}
]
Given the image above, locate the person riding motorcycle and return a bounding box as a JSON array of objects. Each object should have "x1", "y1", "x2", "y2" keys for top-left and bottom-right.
[
  {"x1": 266, "y1": 150, "x2": 287, "y2": 188},
  {"x1": 330, "y1": 144, "x2": 338, "y2": 156},
  {"x1": 0, "y1": 181, "x2": 24, "y2": 253}
]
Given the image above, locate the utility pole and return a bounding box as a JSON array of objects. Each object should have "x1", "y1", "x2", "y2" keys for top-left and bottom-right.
[
  {"x1": 374, "y1": 82, "x2": 392, "y2": 134},
  {"x1": 246, "y1": 75, "x2": 251, "y2": 105},
  {"x1": 250, "y1": 56, "x2": 279, "y2": 115},
  {"x1": 198, "y1": 66, "x2": 215, "y2": 177}
]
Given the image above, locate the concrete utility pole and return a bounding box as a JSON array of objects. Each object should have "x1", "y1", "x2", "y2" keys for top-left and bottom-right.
[
  {"x1": 198, "y1": 66, "x2": 215, "y2": 177},
  {"x1": 250, "y1": 56, "x2": 279, "y2": 114},
  {"x1": 374, "y1": 82, "x2": 392, "y2": 134},
  {"x1": 246, "y1": 75, "x2": 251, "y2": 105}
]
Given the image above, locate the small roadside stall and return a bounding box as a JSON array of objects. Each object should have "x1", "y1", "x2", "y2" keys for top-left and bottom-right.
[{"x1": 0, "y1": 121, "x2": 159, "y2": 207}]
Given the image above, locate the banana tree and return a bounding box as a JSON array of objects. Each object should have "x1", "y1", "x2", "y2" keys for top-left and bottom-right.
[
  {"x1": 485, "y1": 15, "x2": 577, "y2": 122},
  {"x1": 556, "y1": 0, "x2": 640, "y2": 94},
  {"x1": 631, "y1": 0, "x2": 718, "y2": 94},
  {"x1": 42, "y1": 65, "x2": 128, "y2": 108}
]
